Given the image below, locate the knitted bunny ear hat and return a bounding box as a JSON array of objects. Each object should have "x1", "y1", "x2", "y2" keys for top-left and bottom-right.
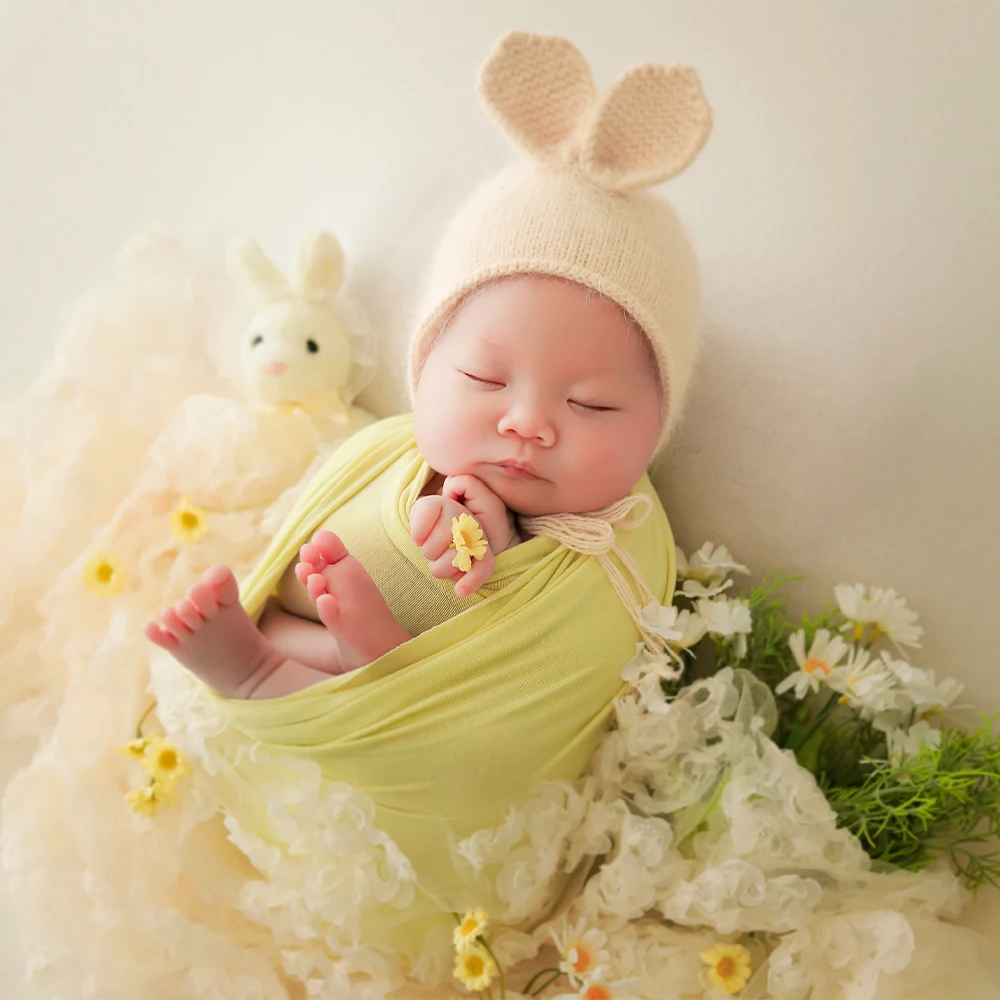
[{"x1": 407, "y1": 31, "x2": 713, "y2": 455}]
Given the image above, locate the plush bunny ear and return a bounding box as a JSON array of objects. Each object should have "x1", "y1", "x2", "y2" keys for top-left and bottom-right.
[
  {"x1": 579, "y1": 63, "x2": 712, "y2": 192},
  {"x1": 478, "y1": 30, "x2": 596, "y2": 168},
  {"x1": 227, "y1": 238, "x2": 289, "y2": 304},
  {"x1": 296, "y1": 230, "x2": 345, "y2": 298}
]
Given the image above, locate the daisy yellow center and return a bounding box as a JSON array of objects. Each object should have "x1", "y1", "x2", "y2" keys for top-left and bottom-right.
[
  {"x1": 717, "y1": 956, "x2": 736, "y2": 978},
  {"x1": 96, "y1": 563, "x2": 114, "y2": 583},
  {"x1": 460, "y1": 917, "x2": 478, "y2": 936},
  {"x1": 803, "y1": 657, "x2": 830, "y2": 676},
  {"x1": 572, "y1": 947, "x2": 592, "y2": 972},
  {"x1": 853, "y1": 623, "x2": 866, "y2": 641},
  {"x1": 463, "y1": 955, "x2": 484, "y2": 977},
  {"x1": 156, "y1": 748, "x2": 178, "y2": 771},
  {"x1": 180, "y1": 511, "x2": 199, "y2": 529},
  {"x1": 584, "y1": 986, "x2": 611, "y2": 1000}
]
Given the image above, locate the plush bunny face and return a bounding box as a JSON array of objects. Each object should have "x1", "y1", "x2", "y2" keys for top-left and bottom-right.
[
  {"x1": 240, "y1": 298, "x2": 353, "y2": 409},
  {"x1": 228, "y1": 230, "x2": 366, "y2": 413}
]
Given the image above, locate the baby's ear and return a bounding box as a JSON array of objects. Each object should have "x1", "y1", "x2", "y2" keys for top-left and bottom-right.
[
  {"x1": 227, "y1": 238, "x2": 289, "y2": 304},
  {"x1": 477, "y1": 30, "x2": 596, "y2": 169},
  {"x1": 579, "y1": 63, "x2": 712, "y2": 192},
  {"x1": 296, "y1": 230, "x2": 345, "y2": 298}
]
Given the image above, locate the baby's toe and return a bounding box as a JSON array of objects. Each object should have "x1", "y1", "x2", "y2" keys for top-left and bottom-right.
[
  {"x1": 175, "y1": 598, "x2": 204, "y2": 631},
  {"x1": 314, "y1": 530, "x2": 349, "y2": 565},
  {"x1": 306, "y1": 573, "x2": 328, "y2": 603},
  {"x1": 161, "y1": 606, "x2": 191, "y2": 640},
  {"x1": 144, "y1": 622, "x2": 179, "y2": 651},
  {"x1": 187, "y1": 582, "x2": 219, "y2": 619},
  {"x1": 203, "y1": 565, "x2": 240, "y2": 607},
  {"x1": 295, "y1": 561, "x2": 316, "y2": 587},
  {"x1": 300, "y1": 541, "x2": 324, "y2": 568}
]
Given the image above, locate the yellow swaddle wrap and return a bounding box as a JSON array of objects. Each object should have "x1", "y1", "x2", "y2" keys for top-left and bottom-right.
[{"x1": 203, "y1": 412, "x2": 677, "y2": 958}]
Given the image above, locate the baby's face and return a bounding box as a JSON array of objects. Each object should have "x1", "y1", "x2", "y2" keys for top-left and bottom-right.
[{"x1": 413, "y1": 275, "x2": 662, "y2": 516}]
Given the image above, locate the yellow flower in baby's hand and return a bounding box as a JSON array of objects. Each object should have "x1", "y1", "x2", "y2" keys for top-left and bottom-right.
[
  {"x1": 449, "y1": 513, "x2": 488, "y2": 573},
  {"x1": 82, "y1": 552, "x2": 129, "y2": 597},
  {"x1": 453, "y1": 907, "x2": 489, "y2": 950},
  {"x1": 140, "y1": 735, "x2": 189, "y2": 789},
  {"x1": 125, "y1": 781, "x2": 172, "y2": 817},
  {"x1": 700, "y1": 942, "x2": 752, "y2": 995},
  {"x1": 454, "y1": 942, "x2": 496, "y2": 992},
  {"x1": 170, "y1": 495, "x2": 209, "y2": 543}
]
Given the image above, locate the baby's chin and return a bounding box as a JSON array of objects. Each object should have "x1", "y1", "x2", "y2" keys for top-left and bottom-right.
[{"x1": 479, "y1": 466, "x2": 611, "y2": 517}]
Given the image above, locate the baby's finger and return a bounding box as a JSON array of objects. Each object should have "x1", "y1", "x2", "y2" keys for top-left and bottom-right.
[
  {"x1": 419, "y1": 507, "x2": 462, "y2": 561},
  {"x1": 454, "y1": 549, "x2": 494, "y2": 598},
  {"x1": 427, "y1": 549, "x2": 463, "y2": 579},
  {"x1": 410, "y1": 497, "x2": 443, "y2": 547}
]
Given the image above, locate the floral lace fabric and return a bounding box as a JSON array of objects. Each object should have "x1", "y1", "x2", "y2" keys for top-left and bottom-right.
[{"x1": 1, "y1": 234, "x2": 998, "y2": 999}]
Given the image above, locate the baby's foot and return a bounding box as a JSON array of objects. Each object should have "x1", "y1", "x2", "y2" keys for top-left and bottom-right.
[
  {"x1": 294, "y1": 530, "x2": 410, "y2": 672},
  {"x1": 145, "y1": 565, "x2": 282, "y2": 698}
]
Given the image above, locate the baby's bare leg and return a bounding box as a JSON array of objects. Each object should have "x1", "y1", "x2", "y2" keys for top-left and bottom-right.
[
  {"x1": 146, "y1": 566, "x2": 341, "y2": 700},
  {"x1": 257, "y1": 597, "x2": 343, "y2": 674}
]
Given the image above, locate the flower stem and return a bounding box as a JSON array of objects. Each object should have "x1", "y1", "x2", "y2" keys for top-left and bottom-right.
[
  {"x1": 477, "y1": 935, "x2": 505, "y2": 1000},
  {"x1": 135, "y1": 700, "x2": 158, "y2": 739},
  {"x1": 523, "y1": 967, "x2": 564, "y2": 996},
  {"x1": 785, "y1": 692, "x2": 840, "y2": 752}
]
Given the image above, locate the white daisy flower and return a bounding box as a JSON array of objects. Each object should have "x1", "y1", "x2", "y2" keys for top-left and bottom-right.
[
  {"x1": 886, "y1": 720, "x2": 942, "y2": 765},
  {"x1": 880, "y1": 653, "x2": 966, "y2": 717},
  {"x1": 826, "y1": 647, "x2": 896, "y2": 712},
  {"x1": 658, "y1": 607, "x2": 713, "y2": 655},
  {"x1": 677, "y1": 543, "x2": 750, "y2": 585},
  {"x1": 699, "y1": 598, "x2": 753, "y2": 640},
  {"x1": 834, "y1": 583, "x2": 923, "y2": 654},
  {"x1": 552, "y1": 964, "x2": 642, "y2": 999},
  {"x1": 639, "y1": 602, "x2": 685, "y2": 643},
  {"x1": 681, "y1": 577, "x2": 734, "y2": 599},
  {"x1": 775, "y1": 629, "x2": 850, "y2": 701},
  {"x1": 549, "y1": 917, "x2": 612, "y2": 988}
]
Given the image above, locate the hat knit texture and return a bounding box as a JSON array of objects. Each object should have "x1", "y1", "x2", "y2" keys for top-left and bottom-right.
[{"x1": 407, "y1": 31, "x2": 713, "y2": 455}]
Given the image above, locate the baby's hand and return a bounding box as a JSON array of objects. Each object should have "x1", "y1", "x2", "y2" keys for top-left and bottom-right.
[
  {"x1": 410, "y1": 494, "x2": 495, "y2": 597},
  {"x1": 410, "y1": 476, "x2": 513, "y2": 598}
]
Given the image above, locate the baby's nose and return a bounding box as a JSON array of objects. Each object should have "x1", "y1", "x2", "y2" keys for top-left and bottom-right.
[{"x1": 265, "y1": 361, "x2": 286, "y2": 376}]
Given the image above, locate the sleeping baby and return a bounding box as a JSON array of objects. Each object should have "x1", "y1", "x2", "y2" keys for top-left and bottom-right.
[
  {"x1": 146, "y1": 270, "x2": 668, "y2": 698},
  {"x1": 146, "y1": 31, "x2": 712, "y2": 702},
  {"x1": 143, "y1": 30, "x2": 713, "y2": 952}
]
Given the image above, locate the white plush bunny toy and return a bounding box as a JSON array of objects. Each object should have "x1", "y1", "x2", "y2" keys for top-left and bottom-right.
[{"x1": 228, "y1": 230, "x2": 377, "y2": 435}]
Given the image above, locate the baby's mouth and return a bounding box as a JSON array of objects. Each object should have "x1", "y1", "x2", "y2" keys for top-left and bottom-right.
[{"x1": 494, "y1": 462, "x2": 541, "y2": 481}]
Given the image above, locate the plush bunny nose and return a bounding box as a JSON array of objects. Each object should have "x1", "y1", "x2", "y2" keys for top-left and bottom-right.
[{"x1": 264, "y1": 361, "x2": 286, "y2": 376}]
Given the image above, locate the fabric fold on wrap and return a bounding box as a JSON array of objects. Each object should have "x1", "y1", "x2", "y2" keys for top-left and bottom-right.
[{"x1": 203, "y1": 412, "x2": 677, "y2": 956}]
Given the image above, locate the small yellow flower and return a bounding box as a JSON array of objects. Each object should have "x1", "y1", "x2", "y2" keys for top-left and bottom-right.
[
  {"x1": 449, "y1": 513, "x2": 488, "y2": 573},
  {"x1": 453, "y1": 907, "x2": 489, "y2": 950},
  {"x1": 170, "y1": 495, "x2": 209, "y2": 543},
  {"x1": 118, "y1": 736, "x2": 152, "y2": 761},
  {"x1": 125, "y1": 781, "x2": 171, "y2": 817},
  {"x1": 454, "y1": 943, "x2": 496, "y2": 992},
  {"x1": 82, "y1": 552, "x2": 129, "y2": 597},
  {"x1": 700, "y1": 942, "x2": 752, "y2": 995},
  {"x1": 141, "y1": 735, "x2": 189, "y2": 788}
]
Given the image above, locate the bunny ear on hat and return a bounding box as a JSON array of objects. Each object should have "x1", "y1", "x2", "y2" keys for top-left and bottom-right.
[
  {"x1": 477, "y1": 30, "x2": 711, "y2": 192},
  {"x1": 477, "y1": 31, "x2": 596, "y2": 169},
  {"x1": 579, "y1": 63, "x2": 712, "y2": 192}
]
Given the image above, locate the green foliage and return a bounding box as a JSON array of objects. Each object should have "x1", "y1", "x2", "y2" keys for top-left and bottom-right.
[{"x1": 679, "y1": 568, "x2": 1000, "y2": 892}]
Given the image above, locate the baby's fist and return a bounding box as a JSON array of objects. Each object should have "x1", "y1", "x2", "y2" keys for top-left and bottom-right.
[{"x1": 409, "y1": 493, "x2": 496, "y2": 598}]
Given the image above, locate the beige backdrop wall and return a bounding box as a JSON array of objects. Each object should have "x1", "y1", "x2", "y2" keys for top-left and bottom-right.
[{"x1": 1, "y1": 1, "x2": 998, "y2": 994}]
